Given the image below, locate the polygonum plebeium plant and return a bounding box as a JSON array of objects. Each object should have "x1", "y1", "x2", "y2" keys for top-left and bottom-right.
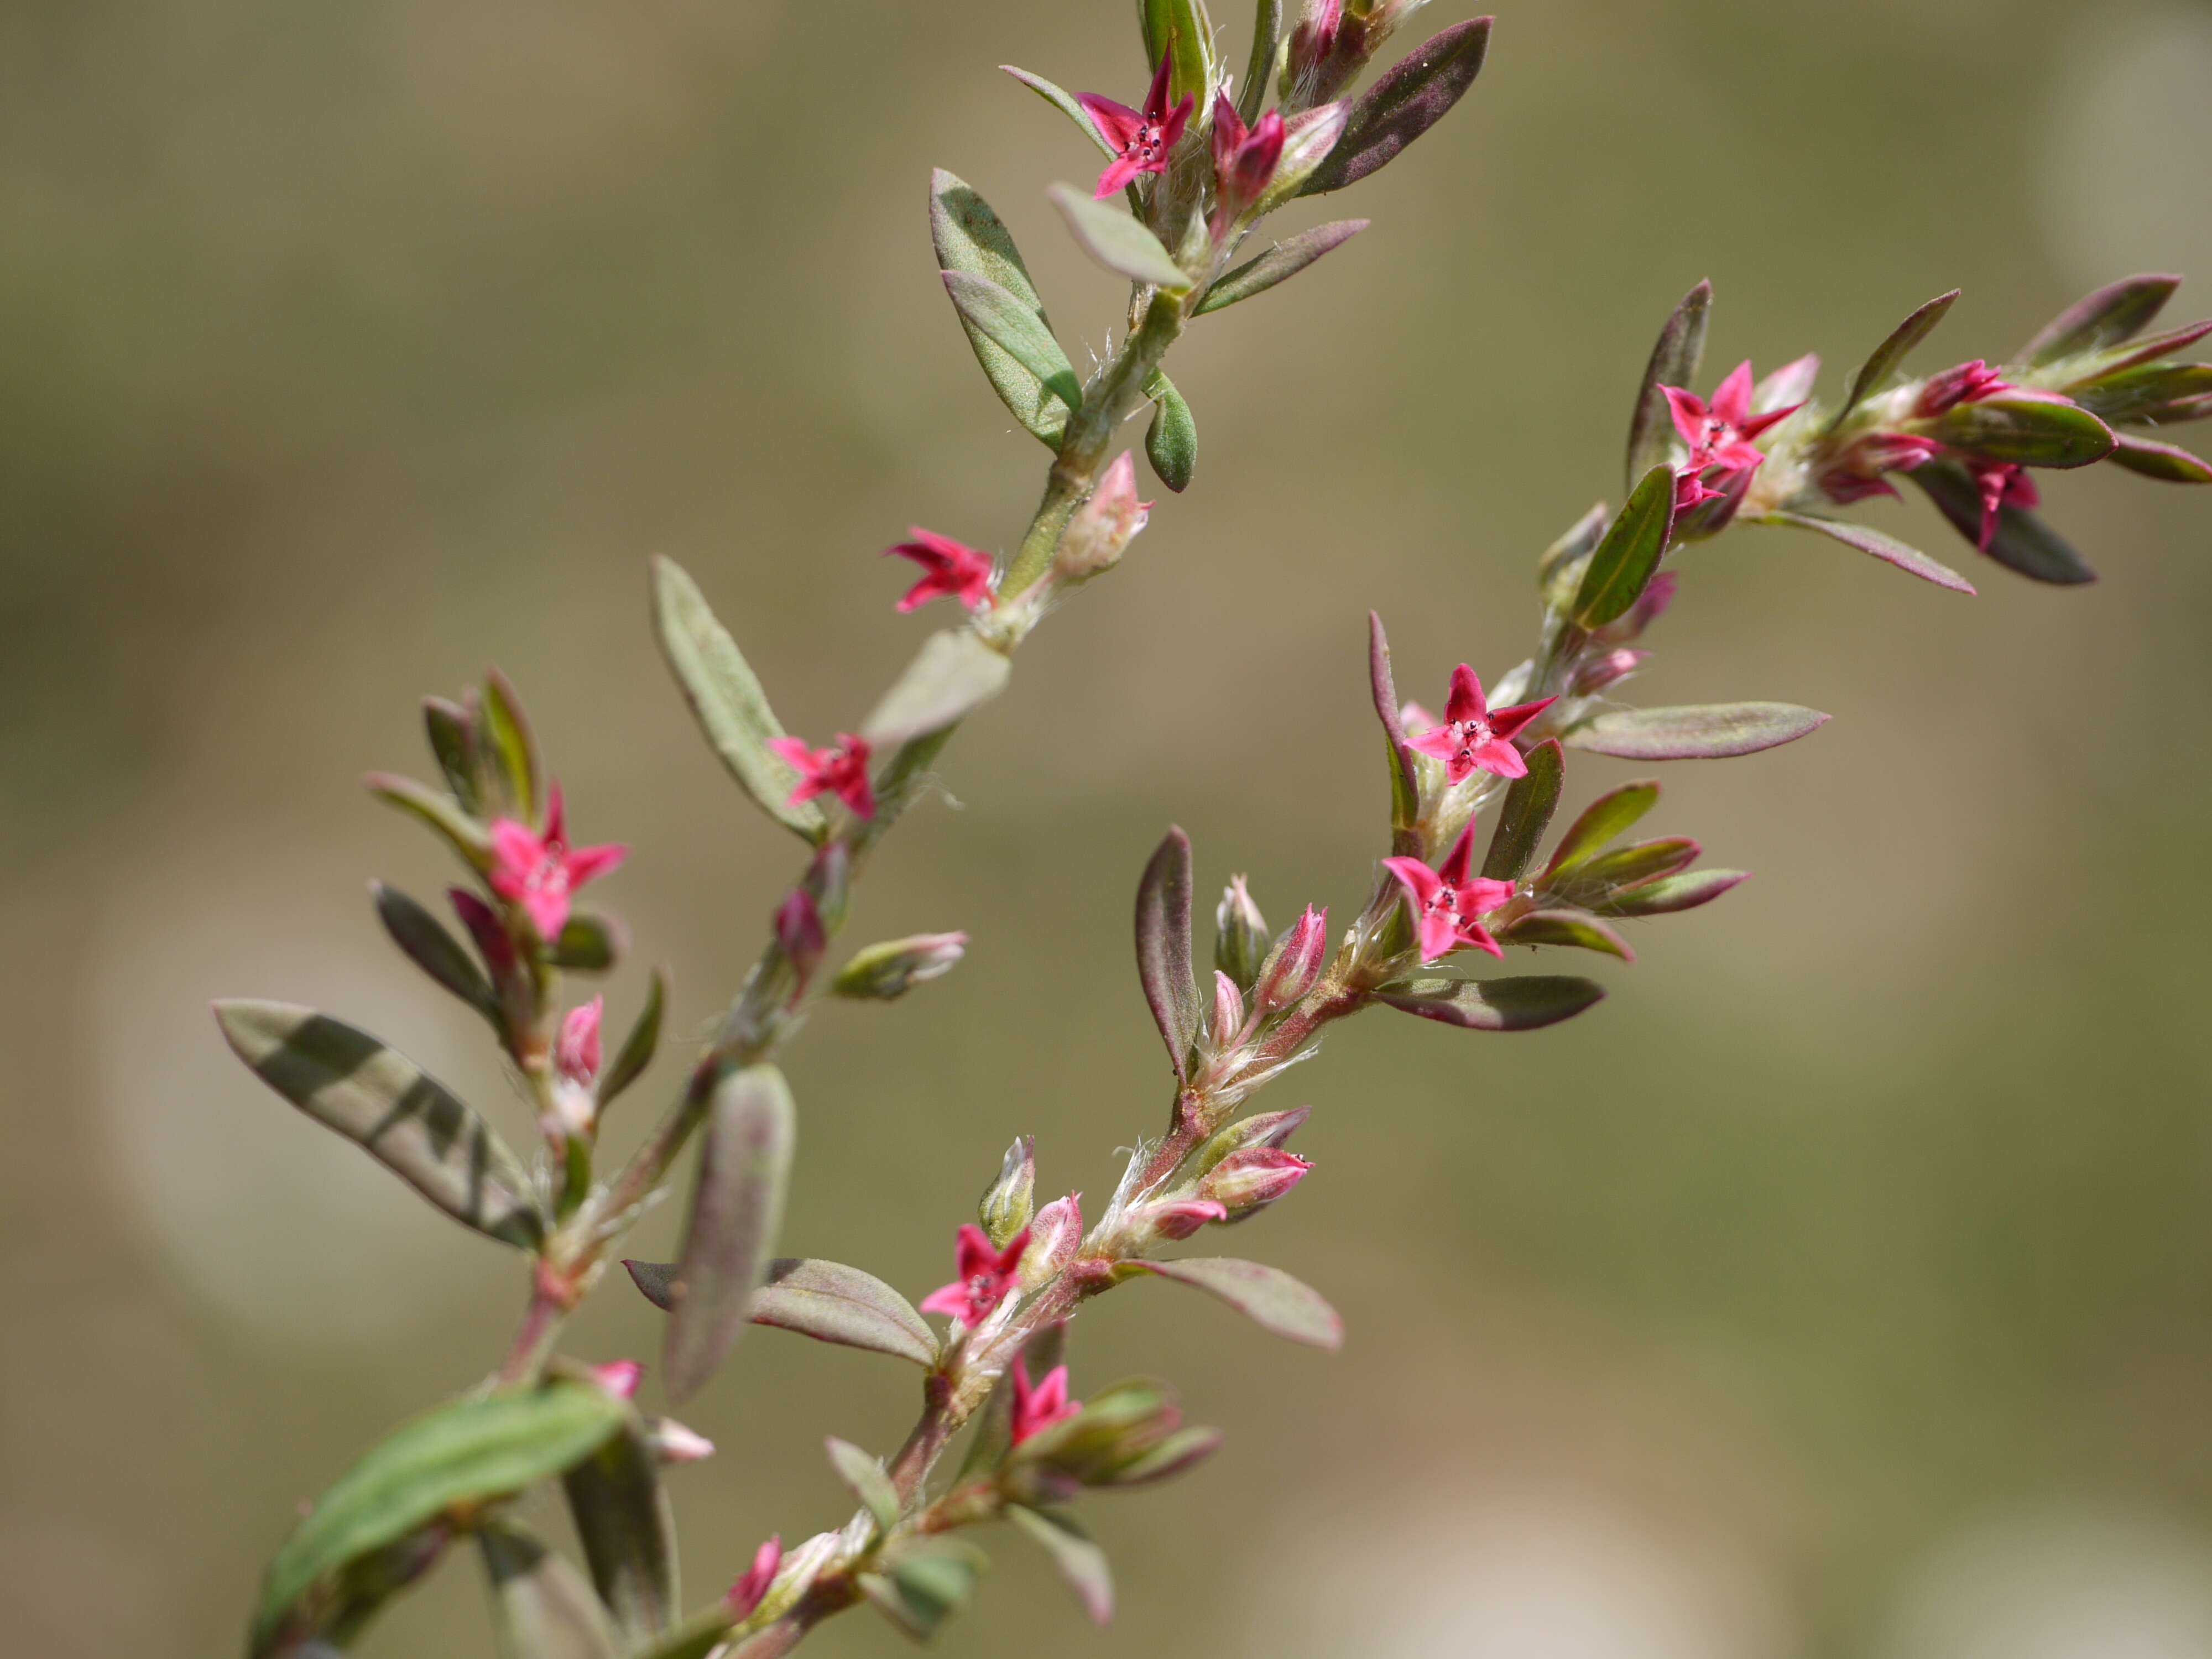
[{"x1": 217, "y1": 4, "x2": 2212, "y2": 1655}]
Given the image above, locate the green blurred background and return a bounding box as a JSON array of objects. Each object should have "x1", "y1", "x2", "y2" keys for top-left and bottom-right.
[{"x1": 7, "y1": 1, "x2": 2212, "y2": 1654}]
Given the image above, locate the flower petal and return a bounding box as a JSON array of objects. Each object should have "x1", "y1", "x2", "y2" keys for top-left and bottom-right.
[{"x1": 1443, "y1": 663, "x2": 1486, "y2": 725}]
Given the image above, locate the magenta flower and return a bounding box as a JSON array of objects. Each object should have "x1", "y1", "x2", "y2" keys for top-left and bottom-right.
[
  {"x1": 587, "y1": 1359, "x2": 643, "y2": 1401},
  {"x1": 1968, "y1": 458, "x2": 2040, "y2": 549},
  {"x1": 1404, "y1": 665, "x2": 1556, "y2": 784},
  {"x1": 1210, "y1": 92, "x2": 1286, "y2": 224},
  {"x1": 1146, "y1": 1197, "x2": 1229, "y2": 1240},
  {"x1": 556, "y1": 997, "x2": 602, "y2": 1086},
  {"x1": 487, "y1": 785, "x2": 628, "y2": 943},
  {"x1": 1662, "y1": 361, "x2": 1801, "y2": 511},
  {"x1": 919, "y1": 1222, "x2": 1032, "y2": 1327},
  {"x1": 768, "y1": 733, "x2": 875, "y2": 818},
  {"x1": 726, "y1": 1535, "x2": 782, "y2": 1619},
  {"x1": 1010, "y1": 1360, "x2": 1081, "y2": 1446},
  {"x1": 885, "y1": 528, "x2": 995, "y2": 613},
  {"x1": 1078, "y1": 53, "x2": 1194, "y2": 199},
  {"x1": 1383, "y1": 825, "x2": 1516, "y2": 963}
]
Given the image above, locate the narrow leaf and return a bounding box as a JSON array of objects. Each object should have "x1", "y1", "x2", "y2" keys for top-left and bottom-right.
[
  {"x1": 664, "y1": 1064, "x2": 796, "y2": 1402},
  {"x1": 931, "y1": 169, "x2": 1070, "y2": 447},
  {"x1": 755, "y1": 1258, "x2": 938, "y2": 1366},
  {"x1": 1594, "y1": 868, "x2": 1749, "y2": 916},
  {"x1": 1627, "y1": 280, "x2": 1712, "y2": 489},
  {"x1": 366, "y1": 773, "x2": 491, "y2": 868},
  {"x1": 2070, "y1": 362, "x2": 2212, "y2": 423},
  {"x1": 1374, "y1": 974, "x2": 1607, "y2": 1031},
  {"x1": 1006, "y1": 1506, "x2": 1113, "y2": 1627},
  {"x1": 372, "y1": 883, "x2": 500, "y2": 1024},
  {"x1": 562, "y1": 1424, "x2": 677, "y2": 1646},
  {"x1": 650, "y1": 557, "x2": 828, "y2": 842},
  {"x1": 254, "y1": 1522, "x2": 450, "y2": 1657},
  {"x1": 942, "y1": 272, "x2": 1086, "y2": 415},
  {"x1": 1480, "y1": 737, "x2": 1564, "y2": 881},
  {"x1": 424, "y1": 697, "x2": 481, "y2": 814},
  {"x1": 1833, "y1": 289, "x2": 1959, "y2": 425},
  {"x1": 1499, "y1": 909, "x2": 1633, "y2": 962},
  {"x1": 1537, "y1": 502, "x2": 1610, "y2": 612},
  {"x1": 1910, "y1": 463, "x2": 2097, "y2": 585},
  {"x1": 998, "y1": 66, "x2": 1116, "y2": 158},
  {"x1": 862, "y1": 1544, "x2": 985, "y2": 1641},
  {"x1": 1098, "y1": 1425, "x2": 1222, "y2": 1487},
  {"x1": 1254, "y1": 102, "x2": 1349, "y2": 212},
  {"x1": 1368, "y1": 611, "x2": 1420, "y2": 849},
  {"x1": 862, "y1": 629, "x2": 1012, "y2": 748},
  {"x1": 597, "y1": 969, "x2": 665, "y2": 1109},
  {"x1": 551, "y1": 910, "x2": 624, "y2": 973},
  {"x1": 2020, "y1": 273, "x2": 2180, "y2": 365},
  {"x1": 1545, "y1": 779, "x2": 1657, "y2": 874},
  {"x1": 1131, "y1": 1256, "x2": 1343, "y2": 1348},
  {"x1": 1145, "y1": 371, "x2": 1197, "y2": 492},
  {"x1": 2107, "y1": 434, "x2": 2212, "y2": 482},
  {"x1": 1140, "y1": 0, "x2": 1219, "y2": 111},
  {"x1": 826, "y1": 1438, "x2": 900, "y2": 1532},
  {"x1": 1301, "y1": 17, "x2": 1493, "y2": 195},
  {"x1": 1929, "y1": 395, "x2": 2115, "y2": 467},
  {"x1": 215, "y1": 1001, "x2": 542, "y2": 1249},
  {"x1": 480, "y1": 1519, "x2": 621, "y2": 1659},
  {"x1": 1564, "y1": 702, "x2": 1829, "y2": 760},
  {"x1": 1761, "y1": 510, "x2": 1975, "y2": 594},
  {"x1": 1135, "y1": 827, "x2": 1201, "y2": 1083},
  {"x1": 479, "y1": 671, "x2": 541, "y2": 826},
  {"x1": 1238, "y1": 0, "x2": 1284, "y2": 126},
  {"x1": 1571, "y1": 465, "x2": 1677, "y2": 627},
  {"x1": 1553, "y1": 837, "x2": 1701, "y2": 902},
  {"x1": 1195, "y1": 220, "x2": 1369, "y2": 315},
  {"x1": 1047, "y1": 184, "x2": 1191, "y2": 290}
]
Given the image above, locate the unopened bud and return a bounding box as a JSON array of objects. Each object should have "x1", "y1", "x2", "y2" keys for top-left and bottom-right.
[
  {"x1": 1253, "y1": 904, "x2": 1329, "y2": 1014},
  {"x1": 1019, "y1": 1192, "x2": 1083, "y2": 1289},
  {"x1": 1198, "y1": 1147, "x2": 1312, "y2": 1219},
  {"x1": 726, "y1": 1535, "x2": 783, "y2": 1620},
  {"x1": 1054, "y1": 452, "x2": 1151, "y2": 582},
  {"x1": 774, "y1": 889, "x2": 826, "y2": 985},
  {"x1": 1140, "y1": 1197, "x2": 1227, "y2": 1241},
  {"x1": 1571, "y1": 649, "x2": 1647, "y2": 697},
  {"x1": 651, "y1": 1418, "x2": 716, "y2": 1464},
  {"x1": 831, "y1": 931, "x2": 968, "y2": 1000},
  {"x1": 555, "y1": 996, "x2": 603, "y2": 1086},
  {"x1": 978, "y1": 1135, "x2": 1036, "y2": 1248},
  {"x1": 1189, "y1": 1105, "x2": 1311, "y2": 1183},
  {"x1": 587, "y1": 1359, "x2": 643, "y2": 1401},
  {"x1": 1212, "y1": 970, "x2": 1246, "y2": 1046},
  {"x1": 1213, "y1": 875, "x2": 1270, "y2": 988},
  {"x1": 1284, "y1": 0, "x2": 1422, "y2": 108}
]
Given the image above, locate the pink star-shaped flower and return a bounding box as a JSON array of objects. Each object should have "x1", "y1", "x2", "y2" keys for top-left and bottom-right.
[
  {"x1": 1010, "y1": 1359, "x2": 1081, "y2": 1446},
  {"x1": 1662, "y1": 361, "x2": 1801, "y2": 512},
  {"x1": 884, "y1": 529, "x2": 995, "y2": 613},
  {"x1": 487, "y1": 785, "x2": 628, "y2": 943},
  {"x1": 768, "y1": 734, "x2": 875, "y2": 818},
  {"x1": 1404, "y1": 665, "x2": 1554, "y2": 784},
  {"x1": 1078, "y1": 53, "x2": 1194, "y2": 199},
  {"x1": 919, "y1": 1223, "x2": 1031, "y2": 1328},
  {"x1": 1382, "y1": 825, "x2": 1516, "y2": 963},
  {"x1": 1967, "y1": 458, "x2": 2039, "y2": 549}
]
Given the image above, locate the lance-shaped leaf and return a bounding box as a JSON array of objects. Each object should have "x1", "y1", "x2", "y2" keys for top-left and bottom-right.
[
  {"x1": 1552, "y1": 837, "x2": 1700, "y2": 905},
  {"x1": 1910, "y1": 462, "x2": 2096, "y2": 585},
  {"x1": 551, "y1": 910, "x2": 625, "y2": 973},
  {"x1": 251, "y1": 1381, "x2": 628, "y2": 1657},
  {"x1": 931, "y1": 170, "x2": 1071, "y2": 447},
  {"x1": 651, "y1": 557, "x2": 828, "y2": 842},
  {"x1": 1146, "y1": 371, "x2": 1197, "y2": 492},
  {"x1": 1928, "y1": 395, "x2": 2115, "y2": 467},
  {"x1": 1254, "y1": 102, "x2": 1349, "y2": 212},
  {"x1": 1135, "y1": 827, "x2": 1201, "y2": 1083},
  {"x1": 372, "y1": 883, "x2": 500, "y2": 1025},
  {"x1": 1481, "y1": 737, "x2": 1564, "y2": 881},
  {"x1": 1238, "y1": 0, "x2": 1283, "y2": 125},
  {"x1": 2108, "y1": 434, "x2": 2212, "y2": 483},
  {"x1": 663, "y1": 1064, "x2": 796, "y2": 1402},
  {"x1": 1760, "y1": 510, "x2": 1975, "y2": 594},
  {"x1": 1300, "y1": 17, "x2": 1493, "y2": 195},
  {"x1": 1047, "y1": 184, "x2": 1191, "y2": 290},
  {"x1": 1000, "y1": 66, "x2": 1115, "y2": 158},
  {"x1": 628, "y1": 1255, "x2": 937, "y2": 1367},
  {"x1": 827, "y1": 1438, "x2": 901, "y2": 1533},
  {"x1": 942, "y1": 271, "x2": 1086, "y2": 418},
  {"x1": 1498, "y1": 909, "x2": 1633, "y2": 962},
  {"x1": 1545, "y1": 779, "x2": 1657, "y2": 873},
  {"x1": 1374, "y1": 973, "x2": 1606, "y2": 1031},
  {"x1": 862, "y1": 629, "x2": 1011, "y2": 748},
  {"x1": 2020, "y1": 273, "x2": 2179, "y2": 366},
  {"x1": 1130, "y1": 1256, "x2": 1343, "y2": 1349},
  {"x1": 480, "y1": 671, "x2": 541, "y2": 826},
  {"x1": 1564, "y1": 702, "x2": 1829, "y2": 761},
  {"x1": 424, "y1": 696, "x2": 481, "y2": 813},
  {"x1": 215, "y1": 1001, "x2": 542, "y2": 1249},
  {"x1": 481, "y1": 1519, "x2": 622, "y2": 1659},
  {"x1": 366, "y1": 772, "x2": 491, "y2": 869},
  {"x1": 1140, "y1": 0, "x2": 1218, "y2": 111},
  {"x1": 1627, "y1": 280, "x2": 1712, "y2": 489},
  {"x1": 861, "y1": 1542, "x2": 987, "y2": 1641},
  {"x1": 598, "y1": 969, "x2": 665, "y2": 1110},
  {"x1": 1594, "y1": 868, "x2": 1749, "y2": 916},
  {"x1": 2070, "y1": 363, "x2": 2212, "y2": 424},
  {"x1": 1572, "y1": 465, "x2": 1677, "y2": 628},
  {"x1": 1195, "y1": 219, "x2": 1369, "y2": 315},
  {"x1": 1831, "y1": 289, "x2": 1958, "y2": 426},
  {"x1": 1538, "y1": 502, "x2": 1610, "y2": 612},
  {"x1": 1007, "y1": 1506, "x2": 1113, "y2": 1627},
  {"x1": 562, "y1": 1423, "x2": 676, "y2": 1646},
  {"x1": 1368, "y1": 611, "x2": 1420, "y2": 850}
]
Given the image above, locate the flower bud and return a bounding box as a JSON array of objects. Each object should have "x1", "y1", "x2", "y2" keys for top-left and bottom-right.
[
  {"x1": 1211, "y1": 969, "x2": 1246, "y2": 1046},
  {"x1": 1054, "y1": 452, "x2": 1151, "y2": 583},
  {"x1": 1188, "y1": 1105, "x2": 1312, "y2": 1183},
  {"x1": 1213, "y1": 875, "x2": 1270, "y2": 989},
  {"x1": 1005, "y1": 1378, "x2": 1191, "y2": 1500},
  {"x1": 1197, "y1": 1147, "x2": 1312, "y2": 1219},
  {"x1": 978, "y1": 1135, "x2": 1036, "y2": 1249},
  {"x1": 831, "y1": 931, "x2": 968, "y2": 1000},
  {"x1": 1916, "y1": 358, "x2": 2012, "y2": 418},
  {"x1": 726, "y1": 1535, "x2": 783, "y2": 1620},
  {"x1": 1253, "y1": 904, "x2": 1329, "y2": 1014},
  {"x1": 555, "y1": 996, "x2": 603, "y2": 1086},
  {"x1": 587, "y1": 1359, "x2": 643, "y2": 1401},
  {"x1": 1570, "y1": 649, "x2": 1647, "y2": 698},
  {"x1": 1139, "y1": 1197, "x2": 1227, "y2": 1241},
  {"x1": 1210, "y1": 93, "x2": 1286, "y2": 224},
  {"x1": 651, "y1": 1417, "x2": 716, "y2": 1464},
  {"x1": 774, "y1": 889, "x2": 826, "y2": 985},
  {"x1": 1019, "y1": 1191, "x2": 1083, "y2": 1290},
  {"x1": 1284, "y1": 0, "x2": 1423, "y2": 108}
]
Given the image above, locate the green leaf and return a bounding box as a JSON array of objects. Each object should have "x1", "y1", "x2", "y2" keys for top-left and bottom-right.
[
  {"x1": 1537, "y1": 502, "x2": 1610, "y2": 613},
  {"x1": 1563, "y1": 702, "x2": 1829, "y2": 761},
  {"x1": 862, "y1": 1542, "x2": 987, "y2": 1642},
  {"x1": 752, "y1": 1258, "x2": 940, "y2": 1366},
  {"x1": 2107, "y1": 434, "x2": 2212, "y2": 482},
  {"x1": 1095, "y1": 1425, "x2": 1223, "y2": 1487},
  {"x1": 215, "y1": 1000, "x2": 544, "y2": 1249},
  {"x1": 1545, "y1": 779, "x2": 1658, "y2": 874},
  {"x1": 1928, "y1": 395, "x2": 2115, "y2": 467},
  {"x1": 597, "y1": 969, "x2": 664, "y2": 1110},
  {"x1": 255, "y1": 1524, "x2": 451, "y2": 1657},
  {"x1": 1139, "y1": 0, "x2": 1218, "y2": 112},
  {"x1": 1367, "y1": 611, "x2": 1420, "y2": 851},
  {"x1": 1480, "y1": 738, "x2": 1564, "y2": 882},
  {"x1": 1300, "y1": 18, "x2": 1492, "y2": 195},
  {"x1": 2069, "y1": 362, "x2": 2212, "y2": 424},
  {"x1": 479, "y1": 671, "x2": 541, "y2": 826},
  {"x1": 561, "y1": 1423, "x2": 677, "y2": 1647},
  {"x1": 826, "y1": 1437, "x2": 901, "y2": 1532},
  {"x1": 1135, "y1": 826, "x2": 1201, "y2": 1084},
  {"x1": 480, "y1": 1519, "x2": 621, "y2": 1659},
  {"x1": 1551, "y1": 837, "x2": 1701, "y2": 905},
  {"x1": 1374, "y1": 974, "x2": 1607, "y2": 1032},
  {"x1": 998, "y1": 66, "x2": 1116, "y2": 158},
  {"x1": 366, "y1": 772, "x2": 491, "y2": 869},
  {"x1": 251, "y1": 1381, "x2": 627, "y2": 1656},
  {"x1": 1626, "y1": 280, "x2": 1712, "y2": 488},
  {"x1": 1197, "y1": 219, "x2": 1367, "y2": 317},
  {"x1": 1498, "y1": 909, "x2": 1633, "y2": 962},
  {"x1": 550, "y1": 910, "x2": 625, "y2": 973},
  {"x1": 1832, "y1": 289, "x2": 1958, "y2": 426},
  {"x1": 862, "y1": 629, "x2": 1013, "y2": 748},
  {"x1": 372, "y1": 883, "x2": 500, "y2": 1026},
  {"x1": 941, "y1": 269, "x2": 1086, "y2": 420},
  {"x1": 1571, "y1": 465, "x2": 1676, "y2": 628},
  {"x1": 1238, "y1": 0, "x2": 1283, "y2": 126},
  {"x1": 1594, "y1": 868, "x2": 1749, "y2": 917},
  {"x1": 1006, "y1": 1506, "x2": 1113, "y2": 1627},
  {"x1": 930, "y1": 170, "x2": 1071, "y2": 447},
  {"x1": 423, "y1": 696, "x2": 482, "y2": 815},
  {"x1": 1760, "y1": 510, "x2": 1975, "y2": 594},
  {"x1": 2020, "y1": 273, "x2": 2179, "y2": 366},
  {"x1": 650, "y1": 557, "x2": 828, "y2": 842},
  {"x1": 1046, "y1": 184, "x2": 1191, "y2": 290},
  {"x1": 1910, "y1": 462, "x2": 2096, "y2": 585},
  {"x1": 1145, "y1": 371, "x2": 1197, "y2": 492},
  {"x1": 664, "y1": 1063, "x2": 796, "y2": 1402},
  {"x1": 1130, "y1": 1256, "x2": 1342, "y2": 1348}
]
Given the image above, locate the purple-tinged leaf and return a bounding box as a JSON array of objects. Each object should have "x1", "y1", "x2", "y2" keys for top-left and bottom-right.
[
  {"x1": 1135, "y1": 828, "x2": 1201, "y2": 1083},
  {"x1": 932, "y1": 169, "x2": 1069, "y2": 448},
  {"x1": 1761, "y1": 510, "x2": 1975, "y2": 594},
  {"x1": 2107, "y1": 434, "x2": 2212, "y2": 483},
  {"x1": 372, "y1": 883, "x2": 500, "y2": 1025},
  {"x1": 1595, "y1": 868, "x2": 1749, "y2": 917},
  {"x1": 1007, "y1": 1506, "x2": 1113, "y2": 1627},
  {"x1": 2020, "y1": 273, "x2": 2179, "y2": 366},
  {"x1": 1132, "y1": 1256, "x2": 1343, "y2": 1348},
  {"x1": 2077, "y1": 316, "x2": 2212, "y2": 379},
  {"x1": 1300, "y1": 17, "x2": 1493, "y2": 195},
  {"x1": 1374, "y1": 974, "x2": 1606, "y2": 1032},
  {"x1": 1195, "y1": 220, "x2": 1369, "y2": 316},
  {"x1": 1564, "y1": 702, "x2": 1829, "y2": 760},
  {"x1": 215, "y1": 1000, "x2": 543, "y2": 1249},
  {"x1": 664, "y1": 1063, "x2": 795, "y2": 1402},
  {"x1": 1833, "y1": 289, "x2": 1958, "y2": 425},
  {"x1": 999, "y1": 66, "x2": 1116, "y2": 159},
  {"x1": 1544, "y1": 780, "x2": 1658, "y2": 875},
  {"x1": 562, "y1": 1423, "x2": 676, "y2": 1647},
  {"x1": 1254, "y1": 102, "x2": 1349, "y2": 212},
  {"x1": 1367, "y1": 612, "x2": 1420, "y2": 852},
  {"x1": 2071, "y1": 363, "x2": 2212, "y2": 424},
  {"x1": 479, "y1": 1519, "x2": 621, "y2": 1659},
  {"x1": 1627, "y1": 281, "x2": 1712, "y2": 490},
  {"x1": 597, "y1": 969, "x2": 665, "y2": 1110},
  {"x1": 1910, "y1": 463, "x2": 2096, "y2": 585},
  {"x1": 1480, "y1": 738, "x2": 1564, "y2": 882},
  {"x1": 1572, "y1": 466, "x2": 1677, "y2": 628},
  {"x1": 1929, "y1": 395, "x2": 2115, "y2": 467},
  {"x1": 1499, "y1": 909, "x2": 1633, "y2": 962}
]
